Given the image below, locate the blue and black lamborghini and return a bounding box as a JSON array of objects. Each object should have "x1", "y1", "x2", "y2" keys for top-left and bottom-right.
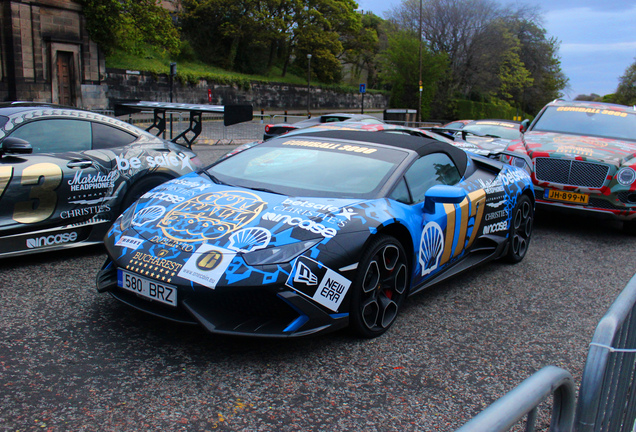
[{"x1": 96, "y1": 130, "x2": 534, "y2": 338}]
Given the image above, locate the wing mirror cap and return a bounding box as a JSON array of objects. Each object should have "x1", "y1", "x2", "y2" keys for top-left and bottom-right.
[
  {"x1": 0, "y1": 137, "x2": 33, "y2": 156},
  {"x1": 424, "y1": 185, "x2": 468, "y2": 213},
  {"x1": 520, "y1": 119, "x2": 531, "y2": 133}
]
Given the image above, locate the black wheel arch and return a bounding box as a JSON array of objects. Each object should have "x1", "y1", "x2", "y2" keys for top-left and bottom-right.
[
  {"x1": 119, "y1": 173, "x2": 175, "y2": 214},
  {"x1": 371, "y1": 222, "x2": 415, "y2": 277}
]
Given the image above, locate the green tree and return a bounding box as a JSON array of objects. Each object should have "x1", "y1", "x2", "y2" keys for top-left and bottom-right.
[
  {"x1": 287, "y1": 0, "x2": 361, "y2": 84},
  {"x1": 81, "y1": 0, "x2": 180, "y2": 55},
  {"x1": 575, "y1": 93, "x2": 602, "y2": 102},
  {"x1": 378, "y1": 30, "x2": 447, "y2": 118},
  {"x1": 340, "y1": 12, "x2": 382, "y2": 87},
  {"x1": 386, "y1": 0, "x2": 567, "y2": 117},
  {"x1": 614, "y1": 58, "x2": 636, "y2": 106},
  {"x1": 509, "y1": 19, "x2": 568, "y2": 114},
  {"x1": 491, "y1": 26, "x2": 534, "y2": 103},
  {"x1": 181, "y1": 0, "x2": 360, "y2": 83},
  {"x1": 180, "y1": 0, "x2": 269, "y2": 71}
]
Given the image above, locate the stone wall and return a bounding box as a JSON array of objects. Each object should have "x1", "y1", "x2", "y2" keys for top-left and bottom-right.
[
  {"x1": 0, "y1": 0, "x2": 106, "y2": 106},
  {"x1": 105, "y1": 69, "x2": 389, "y2": 111}
]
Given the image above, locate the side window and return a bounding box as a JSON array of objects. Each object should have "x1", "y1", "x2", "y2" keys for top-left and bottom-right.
[
  {"x1": 404, "y1": 153, "x2": 461, "y2": 203},
  {"x1": 389, "y1": 178, "x2": 411, "y2": 204},
  {"x1": 92, "y1": 122, "x2": 137, "y2": 149},
  {"x1": 10, "y1": 119, "x2": 91, "y2": 154}
]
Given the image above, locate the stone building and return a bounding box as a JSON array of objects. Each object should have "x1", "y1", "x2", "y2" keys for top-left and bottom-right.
[
  {"x1": 0, "y1": 0, "x2": 107, "y2": 108},
  {"x1": 0, "y1": 0, "x2": 387, "y2": 111}
]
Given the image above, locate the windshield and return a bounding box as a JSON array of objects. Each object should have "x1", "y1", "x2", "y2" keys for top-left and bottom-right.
[
  {"x1": 208, "y1": 138, "x2": 408, "y2": 198},
  {"x1": 532, "y1": 106, "x2": 636, "y2": 141},
  {"x1": 463, "y1": 121, "x2": 520, "y2": 140}
]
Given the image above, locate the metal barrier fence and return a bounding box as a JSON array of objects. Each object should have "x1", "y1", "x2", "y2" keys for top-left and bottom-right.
[
  {"x1": 94, "y1": 110, "x2": 265, "y2": 144},
  {"x1": 574, "y1": 273, "x2": 636, "y2": 432},
  {"x1": 94, "y1": 109, "x2": 443, "y2": 144},
  {"x1": 456, "y1": 366, "x2": 576, "y2": 432},
  {"x1": 457, "y1": 273, "x2": 636, "y2": 432}
]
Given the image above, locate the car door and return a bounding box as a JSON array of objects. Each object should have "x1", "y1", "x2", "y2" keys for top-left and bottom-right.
[
  {"x1": 0, "y1": 118, "x2": 106, "y2": 235},
  {"x1": 396, "y1": 152, "x2": 484, "y2": 284}
]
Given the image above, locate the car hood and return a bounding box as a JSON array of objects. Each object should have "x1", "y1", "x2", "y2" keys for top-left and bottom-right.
[
  {"x1": 521, "y1": 131, "x2": 636, "y2": 166},
  {"x1": 125, "y1": 172, "x2": 369, "y2": 251}
]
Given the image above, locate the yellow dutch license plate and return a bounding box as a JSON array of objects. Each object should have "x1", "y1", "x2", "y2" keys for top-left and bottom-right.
[{"x1": 544, "y1": 189, "x2": 589, "y2": 204}]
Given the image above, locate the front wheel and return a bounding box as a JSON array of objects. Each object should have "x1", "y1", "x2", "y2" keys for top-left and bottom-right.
[
  {"x1": 505, "y1": 195, "x2": 533, "y2": 263},
  {"x1": 350, "y1": 235, "x2": 409, "y2": 338}
]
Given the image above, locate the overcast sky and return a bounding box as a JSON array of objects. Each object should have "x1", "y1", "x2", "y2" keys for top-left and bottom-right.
[{"x1": 356, "y1": 0, "x2": 636, "y2": 100}]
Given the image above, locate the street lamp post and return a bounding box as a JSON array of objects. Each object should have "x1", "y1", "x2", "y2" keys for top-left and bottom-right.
[
  {"x1": 417, "y1": 0, "x2": 422, "y2": 124},
  {"x1": 307, "y1": 54, "x2": 312, "y2": 117},
  {"x1": 169, "y1": 62, "x2": 177, "y2": 139}
]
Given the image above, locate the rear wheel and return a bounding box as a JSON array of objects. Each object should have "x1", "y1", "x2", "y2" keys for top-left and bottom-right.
[
  {"x1": 505, "y1": 195, "x2": 533, "y2": 263},
  {"x1": 350, "y1": 235, "x2": 409, "y2": 338}
]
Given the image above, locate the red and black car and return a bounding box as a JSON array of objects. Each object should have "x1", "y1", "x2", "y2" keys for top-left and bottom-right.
[{"x1": 504, "y1": 100, "x2": 636, "y2": 232}]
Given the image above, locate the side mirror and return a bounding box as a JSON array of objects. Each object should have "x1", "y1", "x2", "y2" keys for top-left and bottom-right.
[
  {"x1": 0, "y1": 137, "x2": 33, "y2": 156},
  {"x1": 424, "y1": 185, "x2": 467, "y2": 213},
  {"x1": 520, "y1": 119, "x2": 530, "y2": 133}
]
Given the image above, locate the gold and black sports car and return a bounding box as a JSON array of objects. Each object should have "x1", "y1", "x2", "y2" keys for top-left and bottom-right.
[{"x1": 0, "y1": 102, "x2": 204, "y2": 257}]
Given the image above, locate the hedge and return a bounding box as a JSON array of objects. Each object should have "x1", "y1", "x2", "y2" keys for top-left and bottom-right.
[{"x1": 453, "y1": 99, "x2": 533, "y2": 121}]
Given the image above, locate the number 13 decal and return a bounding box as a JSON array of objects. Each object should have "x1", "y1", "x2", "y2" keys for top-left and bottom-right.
[{"x1": 0, "y1": 163, "x2": 63, "y2": 224}]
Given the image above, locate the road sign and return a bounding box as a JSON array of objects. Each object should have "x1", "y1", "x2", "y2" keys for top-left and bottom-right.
[{"x1": 359, "y1": 83, "x2": 366, "y2": 94}]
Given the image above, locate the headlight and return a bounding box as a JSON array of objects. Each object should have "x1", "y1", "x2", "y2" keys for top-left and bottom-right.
[
  {"x1": 617, "y1": 167, "x2": 636, "y2": 186},
  {"x1": 243, "y1": 239, "x2": 321, "y2": 265}
]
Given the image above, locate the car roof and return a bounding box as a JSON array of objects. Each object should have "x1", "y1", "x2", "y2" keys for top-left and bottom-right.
[
  {"x1": 546, "y1": 99, "x2": 636, "y2": 112},
  {"x1": 285, "y1": 129, "x2": 469, "y2": 176},
  {"x1": 0, "y1": 101, "x2": 149, "y2": 138},
  {"x1": 0, "y1": 101, "x2": 81, "y2": 116},
  {"x1": 466, "y1": 119, "x2": 520, "y2": 125}
]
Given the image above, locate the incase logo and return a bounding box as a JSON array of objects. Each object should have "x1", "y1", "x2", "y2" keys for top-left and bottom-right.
[
  {"x1": 483, "y1": 221, "x2": 508, "y2": 234},
  {"x1": 26, "y1": 232, "x2": 78, "y2": 249},
  {"x1": 261, "y1": 212, "x2": 337, "y2": 238}
]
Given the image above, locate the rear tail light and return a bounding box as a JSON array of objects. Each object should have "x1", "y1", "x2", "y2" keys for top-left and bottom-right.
[{"x1": 265, "y1": 124, "x2": 273, "y2": 133}]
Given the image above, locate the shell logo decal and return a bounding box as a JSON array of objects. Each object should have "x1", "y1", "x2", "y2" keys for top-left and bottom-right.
[
  {"x1": 419, "y1": 222, "x2": 444, "y2": 276},
  {"x1": 132, "y1": 205, "x2": 166, "y2": 227},
  {"x1": 228, "y1": 227, "x2": 271, "y2": 253},
  {"x1": 158, "y1": 190, "x2": 266, "y2": 242}
]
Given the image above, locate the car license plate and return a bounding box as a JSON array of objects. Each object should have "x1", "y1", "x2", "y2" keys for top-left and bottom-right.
[
  {"x1": 117, "y1": 269, "x2": 177, "y2": 307},
  {"x1": 544, "y1": 189, "x2": 589, "y2": 204}
]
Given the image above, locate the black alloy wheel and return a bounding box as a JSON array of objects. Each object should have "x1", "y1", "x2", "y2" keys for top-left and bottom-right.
[
  {"x1": 350, "y1": 235, "x2": 409, "y2": 338},
  {"x1": 505, "y1": 194, "x2": 533, "y2": 263}
]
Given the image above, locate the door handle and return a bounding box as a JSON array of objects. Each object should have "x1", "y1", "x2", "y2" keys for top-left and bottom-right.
[{"x1": 67, "y1": 160, "x2": 94, "y2": 169}]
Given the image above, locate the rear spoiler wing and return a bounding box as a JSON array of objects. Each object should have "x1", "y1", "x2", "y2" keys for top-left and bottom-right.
[
  {"x1": 427, "y1": 127, "x2": 498, "y2": 141},
  {"x1": 114, "y1": 101, "x2": 253, "y2": 148}
]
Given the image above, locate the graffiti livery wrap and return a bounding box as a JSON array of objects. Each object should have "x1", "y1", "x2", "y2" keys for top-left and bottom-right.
[{"x1": 97, "y1": 131, "x2": 533, "y2": 338}]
